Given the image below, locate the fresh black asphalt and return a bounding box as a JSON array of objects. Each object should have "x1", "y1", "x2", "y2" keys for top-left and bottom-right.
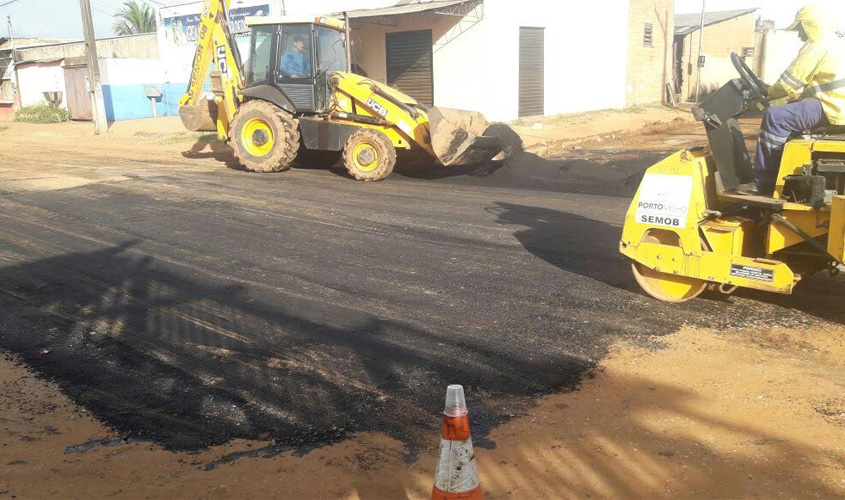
[{"x1": 0, "y1": 151, "x2": 842, "y2": 453}]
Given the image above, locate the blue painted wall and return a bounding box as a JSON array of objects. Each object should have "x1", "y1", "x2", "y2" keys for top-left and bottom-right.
[{"x1": 103, "y1": 82, "x2": 188, "y2": 121}]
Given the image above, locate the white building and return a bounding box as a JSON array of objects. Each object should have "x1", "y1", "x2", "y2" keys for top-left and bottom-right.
[{"x1": 156, "y1": 0, "x2": 661, "y2": 122}]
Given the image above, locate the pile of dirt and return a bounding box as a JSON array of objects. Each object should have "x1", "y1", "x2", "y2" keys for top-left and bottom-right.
[{"x1": 401, "y1": 118, "x2": 705, "y2": 197}]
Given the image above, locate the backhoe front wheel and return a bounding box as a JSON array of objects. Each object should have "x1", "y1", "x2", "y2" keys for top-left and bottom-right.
[
  {"x1": 230, "y1": 100, "x2": 300, "y2": 173},
  {"x1": 342, "y1": 129, "x2": 396, "y2": 181}
]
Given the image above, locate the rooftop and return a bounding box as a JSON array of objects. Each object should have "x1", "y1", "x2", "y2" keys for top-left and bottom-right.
[
  {"x1": 339, "y1": 0, "x2": 479, "y2": 19},
  {"x1": 0, "y1": 37, "x2": 71, "y2": 50},
  {"x1": 675, "y1": 8, "x2": 758, "y2": 35}
]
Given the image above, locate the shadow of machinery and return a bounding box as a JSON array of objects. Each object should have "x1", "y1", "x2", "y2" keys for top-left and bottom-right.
[
  {"x1": 0, "y1": 242, "x2": 594, "y2": 452},
  {"x1": 181, "y1": 136, "x2": 244, "y2": 170},
  {"x1": 182, "y1": 136, "x2": 344, "y2": 174},
  {"x1": 176, "y1": 122, "x2": 661, "y2": 199},
  {"x1": 489, "y1": 201, "x2": 845, "y2": 326},
  {"x1": 488, "y1": 201, "x2": 638, "y2": 292}
]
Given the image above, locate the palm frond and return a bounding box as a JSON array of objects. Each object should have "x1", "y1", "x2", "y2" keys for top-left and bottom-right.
[{"x1": 111, "y1": 0, "x2": 156, "y2": 36}]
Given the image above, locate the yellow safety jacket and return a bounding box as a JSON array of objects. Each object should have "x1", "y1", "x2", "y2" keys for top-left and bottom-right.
[{"x1": 770, "y1": 7, "x2": 845, "y2": 125}]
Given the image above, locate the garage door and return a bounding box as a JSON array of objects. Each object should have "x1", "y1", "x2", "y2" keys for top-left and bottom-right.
[
  {"x1": 519, "y1": 27, "x2": 544, "y2": 117},
  {"x1": 386, "y1": 30, "x2": 433, "y2": 106}
]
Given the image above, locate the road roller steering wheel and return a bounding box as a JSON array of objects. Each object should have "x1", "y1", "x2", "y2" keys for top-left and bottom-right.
[{"x1": 731, "y1": 52, "x2": 768, "y2": 105}]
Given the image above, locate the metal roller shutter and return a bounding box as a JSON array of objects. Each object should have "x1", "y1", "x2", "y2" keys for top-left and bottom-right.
[
  {"x1": 386, "y1": 30, "x2": 433, "y2": 106},
  {"x1": 519, "y1": 27, "x2": 545, "y2": 117}
]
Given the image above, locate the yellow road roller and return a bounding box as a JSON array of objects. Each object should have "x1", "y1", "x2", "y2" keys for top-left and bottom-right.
[{"x1": 620, "y1": 53, "x2": 844, "y2": 302}]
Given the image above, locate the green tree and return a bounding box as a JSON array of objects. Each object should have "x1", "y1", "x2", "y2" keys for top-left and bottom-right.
[{"x1": 112, "y1": 0, "x2": 156, "y2": 36}]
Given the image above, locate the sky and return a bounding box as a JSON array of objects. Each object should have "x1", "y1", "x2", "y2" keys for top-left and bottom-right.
[
  {"x1": 1, "y1": 0, "x2": 176, "y2": 40},
  {"x1": 0, "y1": 0, "x2": 838, "y2": 41}
]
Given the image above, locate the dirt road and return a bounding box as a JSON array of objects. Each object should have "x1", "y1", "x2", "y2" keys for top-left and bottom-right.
[{"x1": 0, "y1": 115, "x2": 843, "y2": 498}]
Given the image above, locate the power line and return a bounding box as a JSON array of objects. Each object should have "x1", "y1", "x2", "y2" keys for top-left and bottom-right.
[
  {"x1": 91, "y1": 0, "x2": 113, "y2": 10},
  {"x1": 36, "y1": 0, "x2": 60, "y2": 37},
  {"x1": 0, "y1": 0, "x2": 23, "y2": 9}
]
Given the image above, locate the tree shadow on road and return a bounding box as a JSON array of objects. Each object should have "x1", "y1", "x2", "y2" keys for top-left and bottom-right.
[
  {"x1": 477, "y1": 373, "x2": 845, "y2": 498},
  {"x1": 0, "y1": 242, "x2": 593, "y2": 452}
]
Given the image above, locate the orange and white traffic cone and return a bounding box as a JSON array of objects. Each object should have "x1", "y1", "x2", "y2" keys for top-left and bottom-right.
[{"x1": 432, "y1": 384, "x2": 482, "y2": 500}]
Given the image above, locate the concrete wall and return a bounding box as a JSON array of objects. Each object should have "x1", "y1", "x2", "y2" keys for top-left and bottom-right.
[
  {"x1": 16, "y1": 56, "x2": 176, "y2": 121},
  {"x1": 16, "y1": 60, "x2": 65, "y2": 108},
  {"x1": 626, "y1": 0, "x2": 674, "y2": 105},
  {"x1": 351, "y1": 0, "x2": 631, "y2": 122},
  {"x1": 0, "y1": 102, "x2": 13, "y2": 121},
  {"x1": 677, "y1": 12, "x2": 757, "y2": 100},
  {"x1": 15, "y1": 34, "x2": 158, "y2": 63},
  {"x1": 484, "y1": 0, "x2": 630, "y2": 121},
  {"x1": 349, "y1": 8, "x2": 490, "y2": 115},
  {"x1": 100, "y1": 58, "x2": 172, "y2": 121}
]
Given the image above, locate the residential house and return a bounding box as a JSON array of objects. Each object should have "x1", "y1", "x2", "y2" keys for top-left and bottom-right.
[
  {"x1": 625, "y1": 0, "x2": 674, "y2": 105},
  {"x1": 6, "y1": 34, "x2": 161, "y2": 121}
]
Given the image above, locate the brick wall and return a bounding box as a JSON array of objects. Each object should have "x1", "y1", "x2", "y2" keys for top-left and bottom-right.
[
  {"x1": 626, "y1": 0, "x2": 674, "y2": 105},
  {"x1": 678, "y1": 12, "x2": 757, "y2": 100}
]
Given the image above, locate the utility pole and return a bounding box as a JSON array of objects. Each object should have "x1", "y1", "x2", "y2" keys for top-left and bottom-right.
[
  {"x1": 7, "y1": 15, "x2": 14, "y2": 49},
  {"x1": 694, "y1": 0, "x2": 706, "y2": 102},
  {"x1": 7, "y1": 15, "x2": 20, "y2": 110},
  {"x1": 79, "y1": 0, "x2": 109, "y2": 134}
]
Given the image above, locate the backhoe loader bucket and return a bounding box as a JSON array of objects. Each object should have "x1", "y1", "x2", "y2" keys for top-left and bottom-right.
[
  {"x1": 428, "y1": 107, "x2": 504, "y2": 166},
  {"x1": 179, "y1": 100, "x2": 219, "y2": 133}
]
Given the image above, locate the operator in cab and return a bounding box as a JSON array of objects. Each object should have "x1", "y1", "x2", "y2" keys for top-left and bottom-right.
[
  {"x1": 737, "y1": 3, "x2": 845, "y2": 196},
  {"x1": 280, "y1": 35, "x2": 311, "y2": 78}
]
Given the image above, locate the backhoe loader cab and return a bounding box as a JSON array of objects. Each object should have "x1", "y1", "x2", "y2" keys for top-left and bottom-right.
[
  {"x1": 620, "y1": 53, "x2": 845, "y2": 302},
  {"x1": 179, "y1": 0, "x2": 513, "y2": 181},
  {"x1": 244, "y1": 16, "x2": 349, "y2": 113}
]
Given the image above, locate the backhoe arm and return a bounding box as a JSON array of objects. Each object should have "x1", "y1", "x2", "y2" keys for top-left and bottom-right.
[{"x1": 178, "y1": 0, "x2": 244, "y2": 139}]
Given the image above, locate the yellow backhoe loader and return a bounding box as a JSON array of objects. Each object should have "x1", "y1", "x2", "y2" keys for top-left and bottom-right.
[
  {"x1": 178, "y1": 0, "x2": 515, "y2": 181},
  {"x1": 620, "y1": 53, "x2": 844, "y2": 302}
]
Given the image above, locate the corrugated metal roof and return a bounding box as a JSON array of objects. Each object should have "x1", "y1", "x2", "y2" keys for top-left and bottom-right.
[
  {"x1": 675, "y1": 8, "x2": 758, "y2": 36},
  {"x1": 342, "y1": 0, "x2": 477, "y2": 19}
]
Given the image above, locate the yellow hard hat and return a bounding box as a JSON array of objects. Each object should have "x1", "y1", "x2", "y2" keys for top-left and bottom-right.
[
  {"x1": 784, "y1": 3, "x2": 834, "y2": 41},
  {"x1": 786, "y1": 4, "x2": 823, "y2": 31}
]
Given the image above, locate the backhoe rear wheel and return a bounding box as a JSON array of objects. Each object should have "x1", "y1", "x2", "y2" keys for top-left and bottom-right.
[
  {"x1": 631, "y1": 231, "x2": 708, "y2": 303},
  {"x1": 230, "y1": 100, "x2": 300, "y2": 173},
  {"x1": 342, "y1": 129, "x2": 396, "y2": 181}
]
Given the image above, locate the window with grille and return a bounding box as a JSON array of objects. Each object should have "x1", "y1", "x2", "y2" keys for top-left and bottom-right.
[{"x1": 643, "y1": 23, "x2": 653, "y2": 47}]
